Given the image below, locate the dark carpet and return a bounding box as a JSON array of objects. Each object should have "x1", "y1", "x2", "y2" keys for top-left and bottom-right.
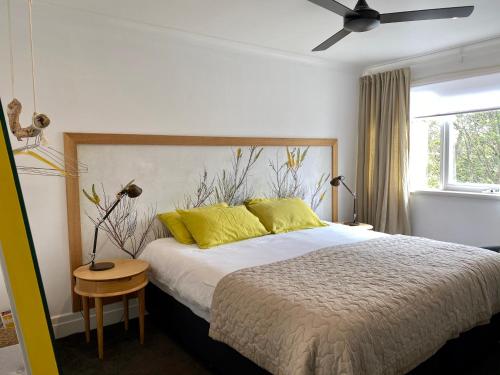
[
  {"x1": 55, "y1": 317, "x2": 500, "y2": 375},
  {"x1": 55, "y1": 318, "x2": 212, "y2": 375}
]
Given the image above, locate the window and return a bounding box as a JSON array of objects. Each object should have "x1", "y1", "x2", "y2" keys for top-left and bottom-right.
[{"x1": 410, "y1": 74, "x2": 500, "y2": 194}]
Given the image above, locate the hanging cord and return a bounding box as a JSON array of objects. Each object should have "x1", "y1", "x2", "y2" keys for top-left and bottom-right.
[
  {"x1": 7, "y1": 0, "x2": 15, "y2": 98},
  {"x1": 27, "y1": 0, "x2": 49, "y2": 144},
  {"x1": 28, "y1": 0, "x2": 37, "y2": 114},
  {"x1": 8, "y1": 0, "x2": 30, "y2": 149}
]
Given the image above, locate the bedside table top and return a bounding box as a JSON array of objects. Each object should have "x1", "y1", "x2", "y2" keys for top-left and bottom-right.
[
  {"x1": 342, "y1": 222, "x2": 374, "y2": 230},
  {"x1": 73, "y1": 259, "x2": 149, "y2": 281}
]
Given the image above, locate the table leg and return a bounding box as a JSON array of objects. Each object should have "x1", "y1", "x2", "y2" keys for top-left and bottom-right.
[
  {"x1": 123, "y1": 295, "x2": 129, "y2": 331},
  {"x1": 95, "y1": 297, "x2": 104, "y2": 359},
  {"x1": 82, "y1": 296, "x2": 90, "y2": 343},
  {"x1": 138, "y1": 288, "x2": 145, "y2": 344}
]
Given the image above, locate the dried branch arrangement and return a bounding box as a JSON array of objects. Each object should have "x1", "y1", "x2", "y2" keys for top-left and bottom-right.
[{"x1": 83, "y1": 184, "x2": 165, "y2": 259}]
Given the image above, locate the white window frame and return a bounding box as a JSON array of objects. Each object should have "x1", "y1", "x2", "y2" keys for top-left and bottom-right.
[{"x1": 414, "y1": 108, "x2": 500, "y2": 194}]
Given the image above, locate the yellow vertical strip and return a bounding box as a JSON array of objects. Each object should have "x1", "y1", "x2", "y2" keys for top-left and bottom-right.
[{"x1": 0, "y1": 99, "x2": 60, "y2": 375}]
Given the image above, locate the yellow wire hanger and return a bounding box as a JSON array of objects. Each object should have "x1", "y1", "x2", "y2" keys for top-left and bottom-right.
[{"x1": 14, "y1": 149, "x2": 66, "y2": 176}]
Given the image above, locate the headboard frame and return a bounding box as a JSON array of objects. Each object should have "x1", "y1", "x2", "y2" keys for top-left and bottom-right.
[{"x1": 64, "y1": 133, "x2": 338, "y2": 311}]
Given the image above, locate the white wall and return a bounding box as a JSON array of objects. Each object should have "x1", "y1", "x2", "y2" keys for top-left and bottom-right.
[
  {"x1": 411, "y1": 192, "x2": 500, "y2": 247},
  {"x1": 0, "y1": 1, "x2": 361, "y2": 336}
]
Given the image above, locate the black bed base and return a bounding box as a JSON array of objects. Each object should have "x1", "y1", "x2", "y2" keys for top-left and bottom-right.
[
  {"x1": 146, "y1": 283, "x2": 268, "y2": 374},
  {"x1": 146, "y1": 283, "x2": 500, "y2": 375}
]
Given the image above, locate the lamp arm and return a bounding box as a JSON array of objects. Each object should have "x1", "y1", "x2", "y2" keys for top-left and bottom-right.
[
  {"x1": 340, "y1": 180, "x2": 356, "y2": 198},
  {"x1": 91, "y1": 194, "x2": 125, "y2": 263},
  {"x1": 340, "y1": 180, "x2": 358, "y2": 224},
  {"x1": 353, "y1": 192, "x2": 358, "y2": 223},
  {"x1": 96, "y1": 194, "x2": 124, "y2": 225}
]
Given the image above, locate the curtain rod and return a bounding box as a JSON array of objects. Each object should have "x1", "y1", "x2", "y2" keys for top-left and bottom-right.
[
  {"x1": 413, "y1": 106, "x2": 500, "y2": 119},
  {"x1": 411, "y1": 65, "x2": 500, "y2": 87}
]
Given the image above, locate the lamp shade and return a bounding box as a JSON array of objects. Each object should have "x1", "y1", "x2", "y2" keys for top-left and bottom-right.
[
  {"x1": 330, "y1": 176, "x2": 345, "y2": 187},
  {"x1": 124, "y1": 184, "x2": 142, "y2": 198}
]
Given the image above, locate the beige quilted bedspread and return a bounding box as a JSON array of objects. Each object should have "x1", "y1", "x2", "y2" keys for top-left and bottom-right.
[{"x1": 209, "y1": 235, "x2": 500, "y2": 375}]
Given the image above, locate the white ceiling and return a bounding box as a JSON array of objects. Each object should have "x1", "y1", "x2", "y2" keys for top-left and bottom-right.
[{"x1": 43, "y1": 0, "x2": 500, "y2": 67}]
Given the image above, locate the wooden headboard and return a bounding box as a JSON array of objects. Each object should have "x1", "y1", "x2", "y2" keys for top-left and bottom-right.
[{"x1": 64, "y1": 133, "x2": 338, "y2": 311}]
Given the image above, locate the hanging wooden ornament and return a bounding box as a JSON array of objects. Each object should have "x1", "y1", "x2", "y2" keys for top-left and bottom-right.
[
  {"x1": 7, "y1": 98, "x2": 50, "y2": 141},
  {"x1": 6, "y1": 0, "x2": 87, "y2": 177}
]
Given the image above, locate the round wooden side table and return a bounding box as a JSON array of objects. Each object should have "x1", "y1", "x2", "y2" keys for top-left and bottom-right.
[{"x1": 73, "y1": 258, "x2": 149, "y2": 359}]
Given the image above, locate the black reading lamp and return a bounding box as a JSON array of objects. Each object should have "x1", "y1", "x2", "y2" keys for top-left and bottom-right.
[
  {"x1": 330, "y1": 176, "x2": 359, "y2": 226},
  {"x1": 89, "y1": 182, "x2": 142, "y2": 271}
]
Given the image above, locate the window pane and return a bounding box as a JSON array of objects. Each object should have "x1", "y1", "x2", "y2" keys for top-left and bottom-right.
[
  {"x1": 449, "y1": 109, "x2": 500, "y2": 185},
  {"x1": 426, "y1": 120, "x2": 442, "y2": 188},
  {"x1": 409, "y1": 118, "x2": 441, "y2": 189}
]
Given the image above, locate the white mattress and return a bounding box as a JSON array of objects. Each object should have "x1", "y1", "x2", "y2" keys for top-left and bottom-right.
[{"x1": 139, "y1": 223, "x2": 387, "y2": 321}]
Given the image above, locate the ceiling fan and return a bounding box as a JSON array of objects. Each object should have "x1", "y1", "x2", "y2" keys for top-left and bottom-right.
[{"x1": 309, "y1": 0, "x2": 474, "y2": 51}]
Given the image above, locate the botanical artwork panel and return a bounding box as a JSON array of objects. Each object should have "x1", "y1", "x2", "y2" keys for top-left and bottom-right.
[{"x1": 78, "y1": 144, "x2": 332, "y2": 261}]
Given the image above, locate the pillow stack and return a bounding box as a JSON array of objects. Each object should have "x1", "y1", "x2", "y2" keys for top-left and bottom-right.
[
  {"x1": 158, "y1": 203, "x2": 268, "y2": 249},
  {"x1": 158, "y1": 197, "x2": 326, "y2": 249}
]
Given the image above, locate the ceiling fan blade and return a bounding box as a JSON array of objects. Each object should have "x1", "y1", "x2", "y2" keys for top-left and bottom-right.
[
  {"x1": 380, "y1": 6, "x2": 474, "y2": 24},
  {"x1": 312, "y1": 29, "x2": 351, "y2": 51},
  {"x1": 308, "y1": 0, "x2": 353, "y2": 17}
]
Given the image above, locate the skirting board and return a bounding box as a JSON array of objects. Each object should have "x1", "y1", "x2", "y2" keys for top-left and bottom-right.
[{"x1": 51, "y1": 299, "x2": 139, "y2": 339}]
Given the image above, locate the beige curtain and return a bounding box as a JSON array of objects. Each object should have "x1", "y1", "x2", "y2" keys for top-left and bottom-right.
[{"x1": 356, "y1": 68, "x2": 411, "y2": 234}]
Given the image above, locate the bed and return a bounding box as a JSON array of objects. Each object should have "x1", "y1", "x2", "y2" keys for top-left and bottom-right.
[{"x1": 140, "y1": 223, "x2": 500, "y2": 375}]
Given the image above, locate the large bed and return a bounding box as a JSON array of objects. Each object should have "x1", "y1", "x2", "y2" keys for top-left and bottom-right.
[
  {"x1": 141, "y1": 223, "x2": 386, "y2": 322},
  {"x1": 140, "y1": 223, "x2": 500, "y2": 375}
]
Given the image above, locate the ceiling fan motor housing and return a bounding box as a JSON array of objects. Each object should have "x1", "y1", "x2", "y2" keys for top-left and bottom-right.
[{"x1": 344, "y1": 6, "x2": 380, "y2": 33}]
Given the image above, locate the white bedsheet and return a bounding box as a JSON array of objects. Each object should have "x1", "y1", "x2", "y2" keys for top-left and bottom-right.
[{"x1": 139, "y1": 223, "x2": 387, "y2": 321}]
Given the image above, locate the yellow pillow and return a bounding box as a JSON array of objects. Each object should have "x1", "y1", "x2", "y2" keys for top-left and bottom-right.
[
  {"x1": 177, "y1": 205, "x2": 269, "y2": 249},
  {"x1": 157, "y1": 211, "x2": 195, "y2": 244},
  {"x1": 158, "y1": 203, "x2": 227, "y2": 245},
  {"x1": 245, "y1": 197, "x2": 326, "y2": 234}
]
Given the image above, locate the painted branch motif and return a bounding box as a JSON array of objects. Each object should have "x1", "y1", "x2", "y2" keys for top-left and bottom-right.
[
  {"x1": 181, "y1": 146, "x2": 329, "y2": 212},
  {"x1": 214, "y1": 147, "x2": 263, "y2": 206},
  {"x1": 269, "y1": 147, "x2": 330, "y2": 211},
  {"x1": 82, "y1": 147, "x2": 330, "y2": 250}
]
